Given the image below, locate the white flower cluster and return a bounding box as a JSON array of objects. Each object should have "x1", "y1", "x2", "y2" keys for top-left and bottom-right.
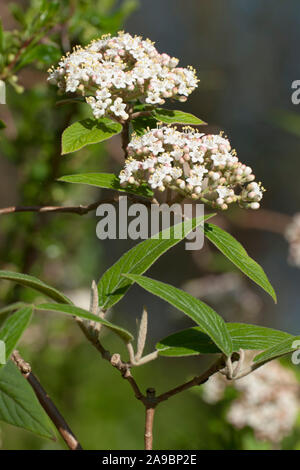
[
  {"x1": 285, "y1": 213, "x2": 300, "y2": 267},
  {"x1": 119, "y1": 126, "x2": 264, "y2": 209},
  {"x1": 48, "y1": 32, "x2": 198, "y2": 121},
  {"x1": 202, "y1": 361, "x2": 299, "y2": 443}
]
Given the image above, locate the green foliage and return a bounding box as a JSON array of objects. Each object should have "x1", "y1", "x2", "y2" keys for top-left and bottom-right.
[
  {"x1": 125, "y1": 274, "x2": 233, "y2": 356},
  {"x1": 203, "y1": 223, "x2": 277, "y2": 302},
  {"x1": 0, "y1": 302, "x2": 28, "y2": 316},
  {"x1": 0, "y1": 307, "x2": 33, "y2": 367},
  {"x1": 36, "y1": 303, "x2": 133, "y2": 342},
  {"x1": 0, "y1": 0, "x2": 298, "y2": 451},
  {"x1": 156, "y1": 323, "x2": 294, "y2": 357},
  {"x1": 98, "y1": 214, "x2": 214, "y2": 310},
  {"x1": 131, "y1": 115, "x2": 158, "y2": 136},
  {"x1": 0, "y1": 271, "x2": 72, "y2": 304},
  {"x1": 131, "y1": 108, "x2": 206, "y2": 135},
  {"x1": 58, "y1": 172, "x2": 154, "y2": 198},
  {"x1": 254, "y1": 336, "x2": 300, "y2": 365},
  {"x1": 61, "y1": 118, "x2": 122, "y2": 155},
  {"x1": 0, "y1": 361, "x2": 55, "y2": 439},
  {"x1": 152, "y1": 108, "x2": 206, "y2": 125},
  {"x1": 16, "y1": 44, "x2": 61, "y2": 70}
]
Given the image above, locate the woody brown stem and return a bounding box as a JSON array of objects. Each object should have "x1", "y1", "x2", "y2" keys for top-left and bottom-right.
[
  {"x1": 144, "y1": 388, "x2": 156, "y2": 450},
  {"x1": 11, "y1": 350, "x2": 82, "y2": 450},
  {"x1": 144, "y1": 406, "x2": 155, "y2": 450}
]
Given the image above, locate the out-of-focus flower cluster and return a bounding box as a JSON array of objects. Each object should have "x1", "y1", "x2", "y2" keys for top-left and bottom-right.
[
  {"x1": 48, "y1": 32, "x2": 198, "y2": 121},
  {"x1": 285, "y1": 213, "x2": 300, "y2": 267},
  {"x1": 202, "y1": 361, "x2": 300, "y2": 443},
  {"x1": 119, "y1": 126, "x2": 264, "y2": 209}
]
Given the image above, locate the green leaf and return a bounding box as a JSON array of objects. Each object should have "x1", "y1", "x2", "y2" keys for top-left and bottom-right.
[
  {"x1": 0, "y1": 306, "x2": 33, "y2": 365},
  {"x1": 203, "y1": 224, "x2": 277, "y2": 302},
  {"x1": 98, "y1": 214, "x2": 215, "y2": 310},
  {"x1": 0, "y1": 119, "x2": 6, "y2": 130},
  {"x1": 152, "y1": 109, "x2": 206, "y2": 126},
  {"x1": 16, "y1": 44, "x2": 61, "y2": 70},
  {"x1": 0, "y1": 302, "x2": 28, "y2": 316},
  {"x1": 227, "y1": 323, "x2": 292, "y2": 350},
  {"x1": 58, "y1": 172, "x2": 153, "y2": 198},
  {"x1": 156, "y1": 323, "x2": 293, "y2": 357},
  {"x1": 157, "y1": 328, "x2": 220, "y2": 357},
  {"x1": 0, "y1": 361, "x2": 55, "y2": 439},
  {"x1": 0, "y1": 271, "x2": 72, "y2": 305},
  {"x1": 61, "y1": 118, "x2": 122, "y2": 155},
  {"x1": 125, "y1": 274, "x2": 233, "y2": 356},
  {"x1": 254, "y1": 336, "x2": 300, "y2": 365},
  {"x1": 131, "y1": 115, "x2": 158, "y2": 136},
  {"x1": 36, "y1": 303, "x2": 133, "y2": 343}
]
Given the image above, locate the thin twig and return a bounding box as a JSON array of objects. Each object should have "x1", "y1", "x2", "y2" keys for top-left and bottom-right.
[
  {"x1": 0, "y1": 200, "x2": 109, "y2": 216},
  {"x1": 0, "y1": 37, "x2": 34, "y2": 80},
  {"x1": 11, "y1": 350, "x2": 82, "y2": 450},
  {"x1": 77, "y1": 321, "x2": 146, "y2": 404},
  {"x1": 0, "y1": 193, "x2": 154, "y2": 217},
  {"x1": 156, "y1": 356, "x2": 225, "y2": 403}
]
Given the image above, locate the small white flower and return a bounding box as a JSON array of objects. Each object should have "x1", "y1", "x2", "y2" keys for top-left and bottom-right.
[
  {"x1": 110, "y1": 97, "x2": 128, "y2": 119},
  {"x1": 158, "y1": 153, "x2": 173, "y2": 165},
  {"x1": 216, "y1": 187, "x2": 232, "y2": 199}
]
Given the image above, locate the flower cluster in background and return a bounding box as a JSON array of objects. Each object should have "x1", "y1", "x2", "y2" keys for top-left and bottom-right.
[
  {"x1": 285, "y1": 213, "x2": 300, "y2": 267},
  {"x1": 119, "y1": 126, "x2": 264, "y2": 209},
  {"x1": 202, "y1": 361, "x2": 299, "y2": 443},
  {"x1": 48, "y1": 32, "x2": 198, "y2": 121}
]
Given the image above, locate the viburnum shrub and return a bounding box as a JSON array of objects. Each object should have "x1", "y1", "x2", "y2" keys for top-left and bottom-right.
[{"x1": 1, "y1": 27, "x2": 300, "y2": 451}]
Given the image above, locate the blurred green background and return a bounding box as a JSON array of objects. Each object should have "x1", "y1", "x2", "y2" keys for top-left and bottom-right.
[{"x1": 1, "y1": 0, "x2": 300, "y2": 450}]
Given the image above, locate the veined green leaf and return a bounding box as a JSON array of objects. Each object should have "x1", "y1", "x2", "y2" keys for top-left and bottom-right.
[
  {"x1": 254, "y1": 336, "x2": 300, "y2": 365},
  {"x1": 36, "y1": 303, "x2": 133, "y2": 342},
  {"x1": 0, "y1": 271, "x2": 72, "y2": 304},
  {"x1": 227, "y1": 323, "x2": 292, "y2": 350},
  {"x1": 61, "y1": 118, "x2": 122, "y2": 154},
  {"x1": 58, "y1": 172, "x2": 153, "y2": 198},
  {"x1": 152, "y1": 109, "x2": 206, "y2": 126},
  {"x1": 98, "y1": 214, "x2": 215, "y2": 310},
  {"x1": 203, "y1": 224, "x2": 276, "y2": 302},
  {"x1": 125, "y1": 273, "x2": 233, "y2": 356},
  {"x1": 0, "y1": 361, "x2": 55, "y2": 439},
  {"x1": 156, "y1": 323, "x2": 293, "y2": 357},
  {"x1": 0, "y1": 306, "x2": 33, "y2": 366}
]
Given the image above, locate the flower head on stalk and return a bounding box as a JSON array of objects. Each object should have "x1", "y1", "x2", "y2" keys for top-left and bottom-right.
[
  {"x1": 119, "y1": 125, "x2": 265, "y2": 210},
  {"x1": 48, "y1": 32, "x2": 198, "y2": 121}
]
